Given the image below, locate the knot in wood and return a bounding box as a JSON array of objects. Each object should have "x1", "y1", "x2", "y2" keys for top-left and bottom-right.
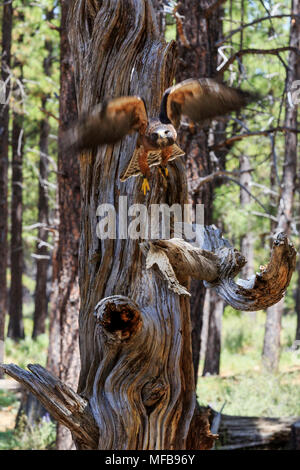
[
  {"x1": 141, "y1": 379, "x2": 168, "y2": 408},
  {"x1": 94, "y1": 295, "x2": 142, "y2": 341}
]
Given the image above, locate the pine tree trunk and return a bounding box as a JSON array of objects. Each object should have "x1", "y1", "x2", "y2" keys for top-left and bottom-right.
[
  {"x1": 8, "y1": 105, "x2": 24, "y2": 340},
  {"x1": 151, "y1": 0, "x2": 165, "y2": 35},
  {"x1": 32, "y1": 100, "x2": 50, "y2": 338},
  {"x1": 46, "y1": 0, "x2": 80, "y2": 450},
  {"x1": 175, "y1": 0, "x2": 225, "y2": 381},
  {"x1": 32, "y1": 32, "x2": 53, "y2": 338},
  {"x1": 0, "y1": 0, "x2": 13, "y2": 374},
  {"x1": 203, "y1": 291, "x2": 223, "y2": 376},
  {"x1": 262, "y1": 1, "x2": 299, "y2": 372},
  {"x1": 240, "y1": 154, "x2": 255, "y2": 320},
  {"x1": 240, "y1": 155, "x2": 254, "y2": 278},
  {"x1": 296, "y1": 261, "x2": 300, "y2": 342}
]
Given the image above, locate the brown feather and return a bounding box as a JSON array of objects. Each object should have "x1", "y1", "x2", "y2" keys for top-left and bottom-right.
[
  {"x1": 166, "y1": 78, "x2": 256, "y2": 128},
  {"x1": 120, "y1": 144, "x2": 185, "y2": 181},
  {"x1": 65, "y1": 96, "x2": 148, "y2": 152}
]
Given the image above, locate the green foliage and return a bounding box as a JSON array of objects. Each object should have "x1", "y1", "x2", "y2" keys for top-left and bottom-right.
[
  {"x1": 0, "y1": 390, "x2": 18, "y2": 409},
  {"x1": 4, "y1": 304, "x2": 49, "y2": 367},
  {"x1": 7, "y1": 0, "x2": 60, "y2": 281},
  {"x1": 0, "y1": 416, "x2": 56, "y2": 451},
  {"x1": 1, "y1": 315, "x2": 51, "y2": 450},
  {"x1": 198, "y1": 312, "x2": 300, "y2": 417},
  {"x1": 5, "y1": 334, "x2": 48, "y2": 369},
  {"x1": 198, "y1": 370, "x2": 300, "y2": 418},
  {"x1": 11, "y1": 414, "x2": 56, "y2": 450},
  {"x1": 0, "y1": 431, "x2": 16, "y2": 451}
]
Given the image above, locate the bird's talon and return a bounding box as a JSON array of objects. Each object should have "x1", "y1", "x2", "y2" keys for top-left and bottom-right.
[
  {"x1": 142, "y1": 177, "x2": 150, "y2": 195},
  {"x1": 159, "y1": 165, "x2": 168, "y2": 178}
]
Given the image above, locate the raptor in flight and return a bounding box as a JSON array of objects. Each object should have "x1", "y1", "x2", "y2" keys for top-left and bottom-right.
[{"x1": 67, "y1": 78, "x2": 254, "y2": 194}]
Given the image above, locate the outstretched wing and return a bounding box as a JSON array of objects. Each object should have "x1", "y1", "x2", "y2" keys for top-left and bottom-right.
[
  {"x1": 160, "y1": 78, "x2": 256, "y2": 128},
  {"x1": 66, "y1": 96, "x2": 148, "y2": 152}
]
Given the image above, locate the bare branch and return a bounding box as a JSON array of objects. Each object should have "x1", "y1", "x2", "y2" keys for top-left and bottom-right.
[
  {"x1": 251, "y1": 211, "x2": 278, "y2": 223},
  {"x1": 39, "y1": 107, "x2": 59, "y2": 123},
  {"x1": 217, "y1": 14, "x2": 300, "y2": 46},
  {"x1": 141, "y1": 227, "x2": 296, "y2": 311},
  {"x1": 209, "y1": 127, "x2": 300, "y2": 151},
  {"x1": 204, "y1": 230, "x2": 297, "y2": 311},
  {"x1": 217, "y1": 47, "x2": 300, "y2": 75},
  {"x1": 190, "y1": 171, "x2": 270, "y2": 213},
  {"x1": 0, "y1": 363, "x2": 99, "y2": 449},
  {"x1": 190, "y1": 170, "x2": 239, "y2": 192}
]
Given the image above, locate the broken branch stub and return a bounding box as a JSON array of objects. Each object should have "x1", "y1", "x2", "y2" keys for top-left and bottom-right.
[
  {"x1": 141, "y1": 227, "x2": 296, "y2": 311},
  {"x1": 0, "y1": 363, "x2": 99, "y2": 449},
  {"x1": 140, "y1": 238, "x2": 219, "y2": 297}
]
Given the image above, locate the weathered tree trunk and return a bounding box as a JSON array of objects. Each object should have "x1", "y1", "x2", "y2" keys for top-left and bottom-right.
[
  {"x1": 0, "y1": 0, "x2": 13, "y2": 374},
  {"x1": 32, "y1": 28, "x2": 53, "y2": 338},
  {"x1": 46, "y1": 0, "x2": 81, "y2": 450},
  {"x1": 68, "y1": 0, "x2": 197, "y2": 450},
  {"x1": 262, "y1": 1, "x2": 299, "y2": 372},
  {"x1": 8, "y1": 101, "x2": 24, "y2": 340}
]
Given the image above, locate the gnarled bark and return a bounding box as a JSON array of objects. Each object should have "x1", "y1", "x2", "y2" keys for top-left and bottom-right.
[{"x1": 69, "y1": 0, "x2": 195, "y2": 450}]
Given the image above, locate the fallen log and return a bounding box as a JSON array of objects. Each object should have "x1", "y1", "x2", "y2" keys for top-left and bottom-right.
[{"x1": 209, "y1": 409, "x2": 299, "y2": 450}]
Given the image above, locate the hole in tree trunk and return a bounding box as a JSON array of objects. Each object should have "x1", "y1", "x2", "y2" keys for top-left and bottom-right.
[{"x1": 97, "y1": 301, "x2": 142, "y2": 340}]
